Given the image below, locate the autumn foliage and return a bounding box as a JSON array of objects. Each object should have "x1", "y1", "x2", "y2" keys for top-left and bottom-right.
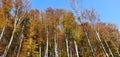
[{"x1": 0, "y1": 0, "x2": 120, "y2": 57}]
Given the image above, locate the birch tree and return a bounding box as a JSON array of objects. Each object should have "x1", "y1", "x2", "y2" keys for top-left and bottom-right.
[
  {"x1": 61, "y1": 11, "x2": 76, "y2": 57},
  {"x1": 66, "y1": 0, "x2": 95, "y2": 56},
  {"x1": 2, "y1": 0, "x2": 30, "y2": 57},
  {"x1": 82, "y1": 9, "x2": 111, "y2": 57},
  {"x1": 0, "y1": 0, "x2": 12, "y2": 42}
]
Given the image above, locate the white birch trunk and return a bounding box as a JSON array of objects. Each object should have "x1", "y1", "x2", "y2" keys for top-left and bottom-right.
[
  {"x1": 2, "y1": 24, "x2": 17, "y2": 57},
  {"x1": 45, "y1": 29, "x2": 48, "y2": 57},
  {"x1": 104, "y1": 38, "x2": 114, "y2": 57},
  {"x1": 2, "y1": 7, "x2": 26, "y2": 57},
  {"x1": 74, "y1": 40, "x2": 79, "y2": 57},
  {"x1": 0, "y1": 19, "x2": 7, "y2": 41},
  {"x1": 92, "y1": 24, "x2": 109, "y2": 57},
  {"x1": 84, "y1": 29, "x2": 95, "y2": 57},
  {"x1": 2, "y1": 16, "x2": 19, "y2": 57},
  {"x1": 0, "y1": 25, "x2": 6, "y2": 41},
  {"x1": 95, "y1": 31, "x2": 109, "y2": 57},
  {"x1": 39, "y1": 45, "x2": 41, "y2": 57},
  {"x1": 16, "y1": 35, "x2": 24, "y2": 57},
  {"x1": 16, "y1": 26, "x2": 24, "y2": 57},
  {"x1": 67, "y1": 0, "x2": 96, "y2": 56},
  {"x1": 54, "y1": 31, "x2": 58, "y2": 57},
  {"x1": 66, "y1": 38, "x2": 70, "y2": 57}
]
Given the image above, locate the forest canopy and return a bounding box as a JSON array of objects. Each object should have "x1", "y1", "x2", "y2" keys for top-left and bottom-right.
[{"x1": 0, "y1": 0, "x2": 120, "y2": 57}]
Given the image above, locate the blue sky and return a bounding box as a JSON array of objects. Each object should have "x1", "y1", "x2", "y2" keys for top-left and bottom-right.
[{"x1": 30, "y1": 0, "x2": 120, "y2": 30}]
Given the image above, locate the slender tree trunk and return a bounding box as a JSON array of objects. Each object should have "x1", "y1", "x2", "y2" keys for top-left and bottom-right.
[
  {"x1": 103, "y1": 36, "x2": 114, "y2": 57},
  {"x1": 81, "y1": 23, "x2": 95, "y2": 57},
  {"x1": 66, "y1": 38, "x2": 70, "y2": 57},
  {"x1": 0, "y1": 19, "x2": 7, "y2": 41},
  {"x1": 89, "y1": 23, "x2": 110, "y2": 57},
  {"x1": 2, "y1": 26, "x2": 17, "y2": 57},
  {"x1": 59, "y1": 47, "x2": 61, "y2": 57},
  {"x1": 39, "y1": 45, "x2": 41, "y2": 57},
  {"x1": 2, "y1": 17, "x2": 18, "y2": 57},
  {"x1": 70, "y1": 49, "x2": 72, "y2": 57},
  {"x1": 76, "y1": 10, "x2": 96, "y2": 56},
  {"x1": 68, "y1": 0, "x2": 95, "y2": 56},
  {"x1": 2, "y1": 7, "x2": 26, "y2": 57},
  {"x1": 74, "y1": 40, "x2": 79, "y2": 57},
  {"x1": 91, "y1": 24, "x2": 109, "y2": 57},
  {"x1": 90, "y1": 24, "x2": 109, "y2": 57},
  {"x1": 0, "y1": 25, "x2": 6, "y2": 41},
  {"x1": 16, "y1": 35, "x2": 24, "y2": 57},
  {"x1": 81, "y1": 41, "x2": 85, "y2": 57},
  {"x1": 12, "y1": 45, "x2": 18, "y2": 57},
  {"x1": 54, "y1": 30, "x2": 58, "y2": 57},
  {"x1": 16, "y1": 26, "x2": 24, "y2": 57},
  {"x1": 95, "y1": 31, "x2": 109, "y2": 57},
  {"x1": 45, "y1": 29, "x2": 48, "y2": 57}
]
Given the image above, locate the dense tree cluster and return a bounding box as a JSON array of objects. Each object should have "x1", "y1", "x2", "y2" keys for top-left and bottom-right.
[{"x1": 0, "y1": 0, "x2": 120, "y2": 57}]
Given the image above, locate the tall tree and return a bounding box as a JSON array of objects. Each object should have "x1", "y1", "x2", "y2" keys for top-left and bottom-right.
[
  {"x1": 67, "y1": 0, "x2": 95, "y2": 56},
  {"x1": 2, "y1": 0, "x2": 30, "y2": 57},
  {"x1": 82, "y1": 9, "x2": 111, "y2": 57}
]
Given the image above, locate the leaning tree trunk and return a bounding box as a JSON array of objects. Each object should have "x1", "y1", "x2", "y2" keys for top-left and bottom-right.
[
  {"x1": 0, "y1": 19, "x2": 7, "y2": 41},
  {"x1": 16, "y1": 26, "x2": 24, "y2": 57},
  {"x1": 2, "y1": 7, "x2": 26, "y2": 57},
  {"x1": 2, "y1": 17, "x2": 19, "y2": 57},
  {"x1": 91, "y1": 24, "x2": 109, "y2": 57},
  {"x1": 103, "y1": 37, "x2": 114, "y2": 57},
  {"x1": 12, "y1": 45, "x2": 18, "y2": 57},
  {"x1": 74, "y1": 40, "x2": 79, "y2": 57},
  {"x1": 68, "y1": 1, "x2": 96, "y2": 56},
  {"x1": 94, "y1": 30, "x2": 109, "y2": 57},
  {"x1": 0, "y1": 25, "x2": 6, "y2": 41},
  {"x1": 81, "y1": 23, "x2": 95, "y2": 57},
  {"x1": 65, "y1": 37, "x2": 70, "y2": 57}
]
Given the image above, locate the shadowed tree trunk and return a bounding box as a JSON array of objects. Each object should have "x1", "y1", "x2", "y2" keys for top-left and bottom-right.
[{"x1": 16, "y1": 26, "x2": 24, "y2": 57}]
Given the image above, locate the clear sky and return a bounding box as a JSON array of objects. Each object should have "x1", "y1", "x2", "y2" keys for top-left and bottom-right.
[{"x1": 30, "y1": 0, "x2": 120, "y2": 30}]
